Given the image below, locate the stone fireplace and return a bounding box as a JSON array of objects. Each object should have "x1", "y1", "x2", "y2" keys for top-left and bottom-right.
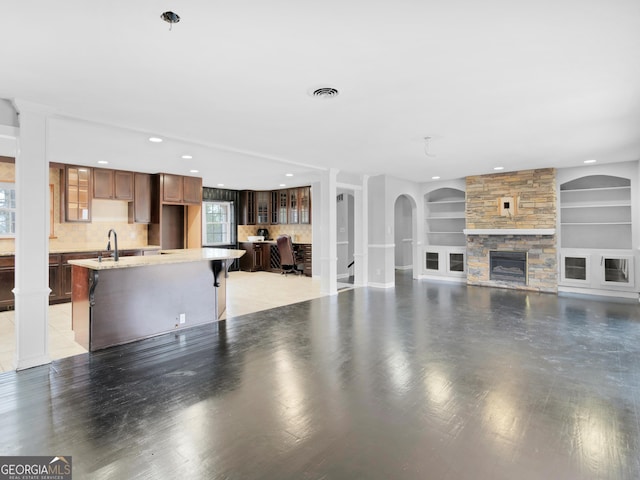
[
  {"x1": 490, "y1": 251, "x2": 527, "y2": 284},
  {"x1": 464, "y1": 169, "x2": 558, "y2": 293}
]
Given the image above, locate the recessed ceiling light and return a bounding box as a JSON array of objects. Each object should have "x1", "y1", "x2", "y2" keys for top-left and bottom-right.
[
  {"x1": 97, "y1": 160, "x2": 109, "y2": 165},
  {"x1": 217, "y1": 183, "x2": 224, "y2": 187},
  {"x1": 584, "y1": 159, "x2": 597, "y2": 164},
  {"x1": 280, "y1": 184, "x2": 286, "y2": 187},
  {"x1": 431, "y1": 176, "x2": 440, "y2": 180},
  {"x1": 181, "y1": 155, "x2": 193, "y2": 159},
  {"x1": 149, "y1": 137, "x2": 163, "y2": 143},
  {"x1": 189, "y1": 169, "x2": 199, "y2": 173},
  {"x1": 494, "y1": 166, "x2": 505, "y2": 171},
  {"x1": 285, "y1": 173, "x2": 294, "y2": 177}
]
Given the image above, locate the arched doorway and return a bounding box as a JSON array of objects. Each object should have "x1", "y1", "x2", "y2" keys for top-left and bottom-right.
[{"x1": 394, "y1": 194, "x2": 413, "y2": 273}]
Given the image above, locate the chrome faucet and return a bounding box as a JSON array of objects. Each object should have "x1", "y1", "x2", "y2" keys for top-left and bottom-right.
[{"x1": 106, "y1": 229, "x2": 119, "y2": 261}]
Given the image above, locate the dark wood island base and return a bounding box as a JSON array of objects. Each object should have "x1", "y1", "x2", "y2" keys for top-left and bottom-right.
[{"x1": 70, "y1": 248, "x2": 244, "y2": 351}]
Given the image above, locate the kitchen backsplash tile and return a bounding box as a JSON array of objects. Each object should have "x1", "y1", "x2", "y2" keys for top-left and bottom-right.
[{"x1": 238, "y1": 224, "x2": 312, "y2": 243}]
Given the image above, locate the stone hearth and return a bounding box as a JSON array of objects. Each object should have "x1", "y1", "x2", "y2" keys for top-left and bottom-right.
[{"x1": 466, "y1": 234, "x2": 557, "y2": 293}]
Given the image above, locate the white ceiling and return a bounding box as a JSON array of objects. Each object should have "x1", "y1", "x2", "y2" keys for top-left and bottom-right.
[{"x1": 1, "y1": 0, "x2": 639, "y2": 190}]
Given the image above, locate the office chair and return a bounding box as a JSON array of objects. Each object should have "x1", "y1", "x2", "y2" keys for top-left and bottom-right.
[{"x1": 276, "y1": 234, "x2": 302, "y2": 275}]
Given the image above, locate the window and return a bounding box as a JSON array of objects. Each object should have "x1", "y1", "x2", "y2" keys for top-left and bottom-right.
[
  {"x1": 202, "y1": 201, "x2": 232, "y2": 245},
  {"x1": 0, "y1": 182, "x2": 16, "y2": 236}
]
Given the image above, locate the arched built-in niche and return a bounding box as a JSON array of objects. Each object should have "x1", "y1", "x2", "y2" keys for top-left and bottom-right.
[
  {"x1": 423, "y1": 187, "x2": 466, "y2": 280},
  {"x1": 560, "y1": 175, "x2": 631, "y2": 249},
  {"x1": 559, "y1": 174, "x2": 636, "y2": 295}
]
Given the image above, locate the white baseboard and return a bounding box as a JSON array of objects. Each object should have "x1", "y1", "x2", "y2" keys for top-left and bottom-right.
[
  {"x1": 558, "y1": 286, "x2": 640, "y2": 300},
  {"x1": 368, "y1": 282, "x2": 395, "y2": 289},
  {"x1": 417, "y1": 274, "x2": 466, "y2": 284}
]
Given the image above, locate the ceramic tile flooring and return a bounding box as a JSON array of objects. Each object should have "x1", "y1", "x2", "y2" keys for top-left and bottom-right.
[{"x1": 0, "y1": 271, "x2": 325, "y2": 373}]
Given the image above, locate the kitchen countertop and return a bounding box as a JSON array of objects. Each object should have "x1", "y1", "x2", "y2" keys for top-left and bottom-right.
[
  {"x1": 0, "y1": 245, "x2": 161, "y2": 257},
  {"x1": 68, "y1": 247, "x2": 245, "y2": 270}
]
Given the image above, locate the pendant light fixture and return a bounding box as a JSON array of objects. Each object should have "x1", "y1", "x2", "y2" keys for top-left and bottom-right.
[{"x1": 161, "y1": 11, "x2": 180, "y2": 30}]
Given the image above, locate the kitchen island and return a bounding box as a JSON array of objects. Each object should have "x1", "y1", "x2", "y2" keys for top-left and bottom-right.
[{"x1": 69, "y1": 248, "x2": 245, "y2": 351}]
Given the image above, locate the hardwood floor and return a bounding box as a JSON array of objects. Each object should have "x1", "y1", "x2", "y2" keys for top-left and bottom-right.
[
  {"x1": 1, "y1": 271, "x2": 639, "y2": 479},
  {"x1": 0, "y1": 271, "x2": 322, "y2": 372}
]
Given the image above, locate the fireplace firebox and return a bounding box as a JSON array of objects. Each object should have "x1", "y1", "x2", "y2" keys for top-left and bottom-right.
[{"x1": 490, "y1": 251, "x2": 527, "y2": 284}]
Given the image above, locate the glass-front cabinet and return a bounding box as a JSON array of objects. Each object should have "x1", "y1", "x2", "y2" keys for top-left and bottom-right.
[
  {"x1": 256, "y1": 191, "x2": 270, "y2": 224},
  {"x1": 278, "y1": 190, "x2": 288, "y2": 224},
  {"x1": 560, "y1": 251, "x2": 635, "y2": 292},
  {"x1": 65, "y1": 166, "x2": 91, "y2": 222},
  {"x1": 424, "y1": 247, "x2": 466, "y2": 278},
  {"x1": 299, "y1": 186, "x2": 311, "y2": 224},
  {"x1": 288, "y1": 188, "x2": 299, "y2": 224}
]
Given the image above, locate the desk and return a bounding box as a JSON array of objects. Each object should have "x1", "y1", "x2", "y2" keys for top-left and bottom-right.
[{"x1": 239, "y1": 241, "x2": 312, "y2": 275}]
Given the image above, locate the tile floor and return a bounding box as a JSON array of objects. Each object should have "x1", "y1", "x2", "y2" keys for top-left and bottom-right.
[
  {"x1": 0, "y1": 303, "x2": 87, "y2": 373},
  {"x1": 0, "y1": 270, "x2": 325, "y2": 372}
]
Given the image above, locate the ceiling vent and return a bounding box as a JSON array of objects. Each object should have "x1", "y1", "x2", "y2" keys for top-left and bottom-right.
[{"x1": 309, "y1": 87, "x2": 339, "y2": 99}]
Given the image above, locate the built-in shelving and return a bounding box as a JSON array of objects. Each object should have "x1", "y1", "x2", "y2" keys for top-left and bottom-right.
[
  {"x1": 425, "y1": 188, "x2": 466, "y2": 247},
  {"x1": 424, "y1": 187, "x2": 467, "y2": 280},
  {"x1": 560, "y1": 175, "x2": 632, "y2": 250}
]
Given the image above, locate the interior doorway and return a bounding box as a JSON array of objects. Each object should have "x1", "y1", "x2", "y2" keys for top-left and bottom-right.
[
  {"x1": 394, "y1": 194, "x2": 413, "y2": 272},
  {"x1": 337, "y1": 189, "x2": 355, "y2": 286}
]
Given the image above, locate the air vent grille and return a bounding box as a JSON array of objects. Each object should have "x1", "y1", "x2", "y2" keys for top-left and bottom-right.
[{"x1": 311, "y1": 87, "x2": 339, "y2": 98}]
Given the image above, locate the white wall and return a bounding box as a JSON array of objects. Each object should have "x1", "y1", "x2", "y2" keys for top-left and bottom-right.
[
  {"x1": 0, "y1": 99, "x2": 18, "y2": 127},
  {"x1": 367, "y1": 175, "x2": 422, "y2": 287}
]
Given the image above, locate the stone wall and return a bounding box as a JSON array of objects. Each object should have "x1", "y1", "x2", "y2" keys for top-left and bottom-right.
[
  {"x1": 466, "y1": 168, "x2": 556, "y2": 229},
  {"x1": 465, "y1": 168, "x2": 557, "y2": 292},
  {"x1": 466, "y1": 234, "x2": 557, "y2": 293}
]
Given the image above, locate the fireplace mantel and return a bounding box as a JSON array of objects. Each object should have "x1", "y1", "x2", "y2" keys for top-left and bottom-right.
[{"x1": 463, "y1": 228, "x2": 556, "y2": 236}]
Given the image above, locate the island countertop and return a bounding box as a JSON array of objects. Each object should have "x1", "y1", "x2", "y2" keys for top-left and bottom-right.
[{"x1": 68, "y1": 247, "x2": 245, "y2": 270}]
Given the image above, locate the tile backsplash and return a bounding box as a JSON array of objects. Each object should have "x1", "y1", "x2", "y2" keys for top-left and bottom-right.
[
  {"x1": 0, "y1": 166, "x2": 148, "y2": 254},
  {"x1": 238, "y1": 224, "x2": 312, "y2": 243},
  {"x1": 0, "y1": 161, "x2": 313, "y2": 254}
]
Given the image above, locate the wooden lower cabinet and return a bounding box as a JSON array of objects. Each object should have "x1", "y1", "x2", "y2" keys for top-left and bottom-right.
[
  {"x1": 0, "y1": 249, "x2": 149, "y2": 311},
  {"x1": 0, "y1": 256, "x2": 15, "y2": 310},
  {"x1": 238, "y1": 242, "x2": 312, "y2": 276},
  {"x1": 297, "y1": 244, "x2": 313, "y2": 276},
  {"x1": 239, "y1": 242, "x2": 270, "y2": 272}
]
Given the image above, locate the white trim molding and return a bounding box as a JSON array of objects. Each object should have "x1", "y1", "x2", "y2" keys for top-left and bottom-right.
[{"x1": 463, "y1": 228, "x2": 556, "y2": 236}]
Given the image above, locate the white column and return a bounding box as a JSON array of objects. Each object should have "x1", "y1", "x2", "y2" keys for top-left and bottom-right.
[
  {"x1": 12, "y1": 100, "x2": 52, "y2": 370},
  {"x1": 320, "y1": 168, "x2": 338, "y2": 295}
]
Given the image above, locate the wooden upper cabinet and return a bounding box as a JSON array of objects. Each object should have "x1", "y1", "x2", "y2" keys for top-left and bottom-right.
[
  {"x1": 114, "y1": 171, "x2": 134, "y2": 200},
  {"x1": 256, "y1": 191, "x2": 270, "y2": 224},
  {"x1": 239, "y1": 190, "x2": 256, "y2": 225},
  {"x1": 128, "y1": 173, "x2": 151, "y2": 224},
  {"x1": 65, "y1": 165, "x2": 92, "y2": 222},
  {"x1": 93, "y1": 168, "x2": 114, "y2": 199},
  {"x1": 162, "y1": 174, "x2": 183, "y2": 203},
  {"x1": 93, "y1": 169, "x2": 133, "y2": 200},
  {"x1": 183, "y1": 175, "x2": 202, "y2": 204},
  {"x1": 288, "y1": 188, "x2": 299, "y2": 224},
  {"x1": 160, "y1": 174, "x2": 202, "y2": 204},
  {"x1": 299, "y1": 186, "x2": 311, "y2": 224}
]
